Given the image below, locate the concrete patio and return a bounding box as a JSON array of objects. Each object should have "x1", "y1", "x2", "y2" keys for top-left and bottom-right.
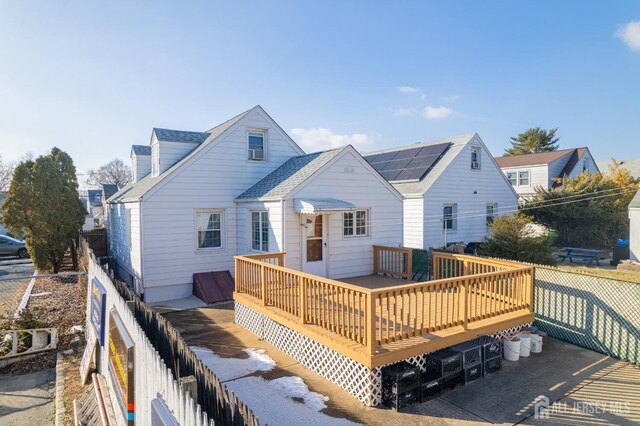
[{"x1": 162, "y1": 303, "x2": 640, "y2": 425}]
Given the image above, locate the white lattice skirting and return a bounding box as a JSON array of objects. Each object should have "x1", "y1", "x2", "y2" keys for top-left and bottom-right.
[{"x1": 235, "y1": 302, "x2": 530, "y2": 406}]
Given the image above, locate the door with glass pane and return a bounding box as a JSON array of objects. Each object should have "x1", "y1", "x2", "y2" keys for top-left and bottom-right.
[{"x1": 302, "y1": 215, "x2": 327, "y2": 276}]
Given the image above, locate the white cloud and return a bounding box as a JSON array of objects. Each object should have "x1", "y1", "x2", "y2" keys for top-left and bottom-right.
[
  {"x1": 419, "y1": 94, "x2": 427, "y2": 100},
  {"x1": 442, "y1": 95, "x2": 460, "y2": 102},
  {"x1": 290, "y1": 127, "x2": 374, "y2": 152},
  {"x1": 391, "y1": 108, "x2": 415, "y2": 117},
  {"x1": 423, "y1": 106, "x2": 454, "y2": 120},
  {"x1": 616, "y1": 20, "x2": 640, "y2": 51},
  {"x1": 398, "y1": 86, "x2": 420, "y2": 94}
]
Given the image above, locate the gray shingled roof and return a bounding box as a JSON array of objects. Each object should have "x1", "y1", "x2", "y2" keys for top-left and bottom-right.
[
  {"x1": 109, "y1": 107, "x2": 254, "y2": 203},
  {"x1": 153, "y1": 128, "x2": 210, "y2": 144},
  {"x1": 131, "y1": 145, "x2": 151, "y2": 156},
  {"x1": 630, "y1": 189, "x2": 640, "y2": 209},
  {"x1": 236, "y1": 148, "x2": 344, "y2": 201}
]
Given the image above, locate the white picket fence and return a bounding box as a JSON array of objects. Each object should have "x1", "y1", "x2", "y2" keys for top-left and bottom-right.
[{"x1": 87, "y1": 258, "x2": 213, "y2": 426}]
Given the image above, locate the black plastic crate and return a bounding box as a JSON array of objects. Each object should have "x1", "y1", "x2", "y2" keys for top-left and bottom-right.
[
  {"x1": 472, "y1": 336, "x2": 502, "y2": 360},
  {"x1": 381, "y1": 361, "x2": 421, "y2": 395},
  {"x1": 426, "y1": 349, "x2": 462, "y2": 380},
  {"x1": 420, "y1": 376, "x2": 443, "y2": 402},
  {"x1": 451, "y1": 340, "x2": 482, "y2": 367},
  {"x1": 483, "y1": 356, "x2": 501, "y2": 375},
  {"x1": 382, "y1": 383, "x2": 420, "y2": 411},
  {"x1": 442, "y1": 371, "x2": 463, "y2": 391},
  {"x1": 463, "y1": 363, "x2": 483, "y2": 384}
]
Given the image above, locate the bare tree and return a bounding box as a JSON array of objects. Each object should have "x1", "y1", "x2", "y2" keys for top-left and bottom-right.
[
  {"x1": 86, "y1": 159, "x2": 132, "y2": 188},
  {"x1": 0, "y1": 154, "x2": 15, "y2": 192}
]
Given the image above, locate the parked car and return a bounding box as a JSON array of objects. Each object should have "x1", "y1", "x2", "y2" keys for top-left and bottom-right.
[{"x1": 0, "y1": 235, "x2": 29, "y2": 258}]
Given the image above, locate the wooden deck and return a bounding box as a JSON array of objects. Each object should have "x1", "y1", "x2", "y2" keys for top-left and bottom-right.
[{"x1": 234, "y1": 249, "x2": 534, "y2": 368}]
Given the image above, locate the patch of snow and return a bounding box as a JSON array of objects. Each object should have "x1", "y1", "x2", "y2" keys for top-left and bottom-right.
[
  {"x1": 226, "y1": 376, "x2": 360, "y2": 426},
  {"x1": 190, "y1": 346, "x2": 276, "y2": 381},
  {"x1": 69, "y1": 325, "x2": 84, "y2": 334},
  {"x1": 29, "y1": 292, "x2": 52, "y2": 297},
  {"x1": 269, "y1": 376, "x2": 328, "y2": 411}
]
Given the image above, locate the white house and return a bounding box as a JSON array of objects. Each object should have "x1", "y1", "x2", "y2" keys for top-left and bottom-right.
[
  {"x1": 630, "y1": 189, "x2": 640, "y2": 261},
  {"x1": 81, "y1": 189, "x2": 104, "y2": 230},
  {"x1": 495, "y1": 147, "x2": 599, "y2": 199},
  {"x1": 363, "y1": 133, "x2": 518, "y2": 250},
  {"x1": 107, "y1": 106, "x2": 403, "y2": 304}
]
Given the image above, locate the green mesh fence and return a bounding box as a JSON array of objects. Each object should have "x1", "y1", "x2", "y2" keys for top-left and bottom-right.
[{"x1": 534, "y1": 267, "x2": 640, "y2": 364}]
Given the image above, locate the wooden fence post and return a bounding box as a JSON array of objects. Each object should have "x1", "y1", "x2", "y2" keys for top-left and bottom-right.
[
  {"x1": 261, "y1": 264, "x2": 267, "y2": 306},
  {"x1": 299, "y1": 276, "x2": 307, "y2": 324},
  {"x1": 366, "y1": 292, "x2": 376, "y2": 355}
]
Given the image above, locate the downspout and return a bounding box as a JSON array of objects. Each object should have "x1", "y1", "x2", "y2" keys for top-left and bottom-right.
[
  {"x1": 139, "y1": 198, "x2": 145, "y2": 300},
  {"x1": 281, "y1": 199, "x2": 286, "y2": 262}
]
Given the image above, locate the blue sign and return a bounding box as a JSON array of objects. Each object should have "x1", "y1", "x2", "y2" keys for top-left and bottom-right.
[{"x1": 90, "y1": 278, "x2": 107, "y2": 347}]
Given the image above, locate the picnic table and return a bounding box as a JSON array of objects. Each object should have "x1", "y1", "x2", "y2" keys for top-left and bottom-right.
[{"x1": 559, "y1": 247, "x2": 608, "y2": 266}]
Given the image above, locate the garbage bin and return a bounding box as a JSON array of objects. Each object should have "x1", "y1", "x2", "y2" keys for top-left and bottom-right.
[{"x1": 611, "y1": 239, "x2": 630, "y2": 266}]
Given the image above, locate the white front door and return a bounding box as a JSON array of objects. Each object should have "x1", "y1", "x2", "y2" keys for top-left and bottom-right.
[{"x1": 302, "y1": 214, "x2": 327, "y2": 277}]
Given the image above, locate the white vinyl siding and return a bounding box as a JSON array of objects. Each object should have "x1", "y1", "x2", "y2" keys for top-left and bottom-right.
[
  {"x1": 151, "y1": 143, "x2": 159, "y2": 177},
  {"x1": 283, "y1": 150, "x2": 402, "y2": 279},
  {"x1": 418, "y1": 138, "x2": 518, "y2": 248},
  {"x1": 631, "y1": 208, "x2": 640, "y2": 261},
  {"x1": 251, "y1": 211, "x2": 269, "y2": 251},
  {"x1": 158, "y1": 141, "x2": 199, "y2": 174},
  {"x1": 402, "y1": 197, "x2": 424, "y2": 249},
  {"x1": 137, "y1": 108, "x2": 302, "y2": 303},
  {"x1": 106, "y1": 202, "x2": 142, "y2": 292}
]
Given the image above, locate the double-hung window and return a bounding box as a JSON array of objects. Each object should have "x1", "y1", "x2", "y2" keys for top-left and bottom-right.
[
  {"x1": 251, "y1": 211, "x2": 269, "y2": 252},
  {"x1": 196, "y1": 210, "x2": 222, "y2": 249},
  {"x1": 443, "y1": 204, "x2": 456, "y2": 230},
  {"x1": 486, "y1": 203, "x2": 497, "y2": 227},
  {"x1": 471, "y1": 147, "x2": 481, "y2": 170},
  {"x1": 518, "y1": 170, "x2": 530, "y2": 186},
  {"x1": 248, "y1": 130, "x2": 265, "y2": 161},
  {"x1": 506, "y1": 171, "x2": 517, "y2": 186},
  {"x1": 343, "y1": 210, "x2": 368, "y2": 237}
]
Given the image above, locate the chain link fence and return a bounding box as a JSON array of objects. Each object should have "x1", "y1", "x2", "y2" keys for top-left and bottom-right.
[{"x1": 0, "y1": 274, "x2": 32, "y2": 323}]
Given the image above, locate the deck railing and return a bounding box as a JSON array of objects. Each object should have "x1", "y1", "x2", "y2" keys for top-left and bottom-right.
[
  {"x1": 234, "y1": 248, "x2": 533, "y2": 360},
  {"x1": 373, "y1": 245, "x2": 413, "y2": 280}
]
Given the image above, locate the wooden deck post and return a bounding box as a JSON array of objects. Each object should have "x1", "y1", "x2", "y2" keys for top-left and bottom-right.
[
  {"x1": 299, "y1": 276, "x2": 307, "y2": 324},
  {"x1": 261, "y1": 264, "x2": 267, "y2": 306},
  {"x1": 366, "y1": 292, "x2": 377, "y2": 355},
  {"x1": 234, "y1": 257, "x2": 240, "y2": 293},
  {"x1": 461, "y1": 278, "x2": 468, "y2": 329},
  {"x1": 373, "y1": 246, "x2": 379, "y2": 275},
  {"x1": 527, "y1": 267, "x2": 534, "y2": 310},
  {"x1": 406, "y1": 249, "x2": 412, "y2": 281}
]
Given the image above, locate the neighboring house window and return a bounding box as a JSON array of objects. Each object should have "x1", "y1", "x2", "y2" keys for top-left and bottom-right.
[
  {"x1": 518, "y1": 170, "x2": 530, "y2": 186},
  {"x1": 248, "y1": 130, "x2": 266, "y2": 161},
  {"x1": 486, "y1": 203, "x2": 497, "y2": 227},
  {"x1": 196, "y1": 210, "x2": 222, "y2": 249},
  {"x1": 471, "y1": 147, "x2": 481, "y2": 170},
  {"x1": 151, "y1": 143, "x2": 159, "y2": 176},
  {"x1": 582, "y1": 160, "x2": 588, "y2": 173},
  {"x1": 506, "y1": 171, "x2": 517, "y2": 186},
  {"x1": 343, "y1": 210, "x2": 368, "y2": 237},
  {"x1": 251, "y1": 211, "x2": 269, "y2": 252},
  {"x1": 443, "y1": 204, "x2": 456, "y2": 230}
]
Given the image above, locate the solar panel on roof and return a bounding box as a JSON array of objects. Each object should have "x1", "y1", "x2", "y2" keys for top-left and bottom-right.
[{"x1": 364, "y1": 142, "x2": 451, "y2": 183}]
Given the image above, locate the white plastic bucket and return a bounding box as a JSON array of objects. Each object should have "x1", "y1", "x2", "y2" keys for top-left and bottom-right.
[
  {"x1": 518, "y1": 333, "x2": 532, "y2": 357},
  {"x1": 530, "y1": 334, "x2": 543, "y2": 353},
  {"x1": 503, "y1": 337, "x2": 520, "y2": 361}
]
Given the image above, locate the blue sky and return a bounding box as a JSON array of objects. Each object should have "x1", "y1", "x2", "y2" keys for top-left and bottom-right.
[{"x1": 1, "y1": 1, "x2": 639, "y2": 178}]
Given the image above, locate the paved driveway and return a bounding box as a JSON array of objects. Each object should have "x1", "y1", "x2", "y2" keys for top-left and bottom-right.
[{"x1": 0, "y1": 369, "x2": 55, "y2": 426}]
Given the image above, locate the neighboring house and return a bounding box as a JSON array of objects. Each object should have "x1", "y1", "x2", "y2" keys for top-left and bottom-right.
[
  {"x1": 106, "y1": 106, "x2": 403, "y2": 303},
  {"x1": 363, "y1": 133, "x2": 518, "y2": 250},
  {"x1": 597, "y1": 157, "x2": 640, "y2": 179},
  {"x1": 101, "y1": 184, "x2": 118, "y2": 210},
  {"x1": 0, "y1": 191, "x2": 7, "y2": 235},
  {"x1": 495, "y1": 147, "x2": 599, "y2": 199},
  {"x1": 81, "y1": 189, "x2": 104, "y2": 230},
  {"x1": 630, "y1": 189, "x2": 640, "y2": 262}
]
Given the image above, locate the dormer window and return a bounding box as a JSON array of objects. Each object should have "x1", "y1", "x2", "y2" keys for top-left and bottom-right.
[
  {"x1": 248, "y1": 130, "x2": 266, "y2": 161},
  {"x1": 471, "y1": 147, "x2": 481, "y2": 170}
]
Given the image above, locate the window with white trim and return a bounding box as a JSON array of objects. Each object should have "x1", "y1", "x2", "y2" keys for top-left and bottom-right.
[
  {"x1": 518, "y1": 170, "x2": 530, "y2": 186},
  {"x1": 471, "y1": 147, "x2": 481, "y2": 170},
  {"x1": 196, "y1": 210, "x2": 222, "y2": 249},
  {"x1": 343, "y1": 210, "x2": 368, "y2": 237},
  {"x1": 251, "y1": 211, "x2": 269, "y2": 252},
  {"x1": 443, "y1": 204, "x2": 456, "y2": 230},
  {"x1": 486, "y1": 203, "x2": 497, "y2": 227},
  {"x1": 506, "y1": 171, "x2": 517, "y2": 186},
  {"x1": 248, "y1": 130, "x2": 266, "y2": 161}
]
